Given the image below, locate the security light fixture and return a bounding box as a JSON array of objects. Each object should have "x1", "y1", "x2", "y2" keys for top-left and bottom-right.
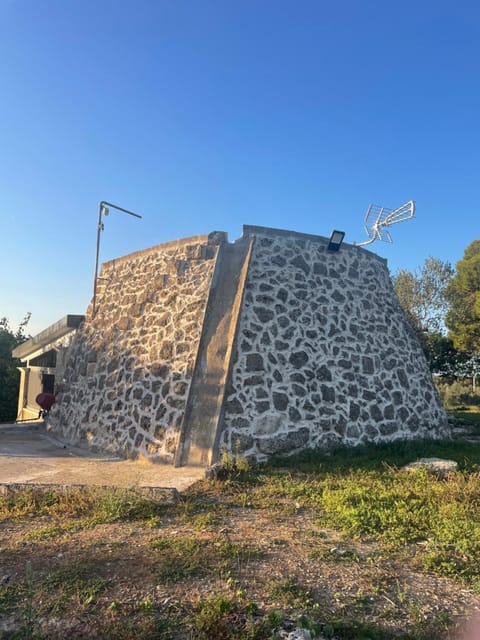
[
  {"x1": 327, "y1": 230, "x2": 345, "y2": 252},
  {"x1": 92, "y1": 200, "x2": 142, "y2": 316}
]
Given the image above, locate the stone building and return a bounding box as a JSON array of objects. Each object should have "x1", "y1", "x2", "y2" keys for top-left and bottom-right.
[{"x1": 45, "y1": 225, "x2": 449, "y2": 465}]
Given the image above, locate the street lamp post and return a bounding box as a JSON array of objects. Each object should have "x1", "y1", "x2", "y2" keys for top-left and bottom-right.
[{"x1": 92, "y1": 200, "x2": 142, "y2": 316}]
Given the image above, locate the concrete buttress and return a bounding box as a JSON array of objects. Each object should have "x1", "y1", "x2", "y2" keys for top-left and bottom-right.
[{"x1": 175, "y1": 236, "x2": 254, "y2": 466}]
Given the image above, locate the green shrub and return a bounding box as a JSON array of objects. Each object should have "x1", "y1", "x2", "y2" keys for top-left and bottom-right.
[{"x1": 437, "y1": 379, "x2": 480, "y2": 409}]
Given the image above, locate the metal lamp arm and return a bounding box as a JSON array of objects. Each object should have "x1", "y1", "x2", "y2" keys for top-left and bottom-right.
[{"x1": 93, "y1": 201, "x2": 142, "y2": 315}]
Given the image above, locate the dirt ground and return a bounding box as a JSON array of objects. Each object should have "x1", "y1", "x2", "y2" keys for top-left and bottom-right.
[
  {"x1": 2, "y1": 423, "x2": 480, "y2": 639},
  {"x1": 1, "y1": 484, "x2": 479, "y2": 639}
]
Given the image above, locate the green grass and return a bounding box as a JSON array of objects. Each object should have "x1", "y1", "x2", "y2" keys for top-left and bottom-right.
[
  {"x1": 454, "y1": 405, "x2": 480, "y2": 414},
  {"x1": 266, "y1": 577, "x2": 315, "y2": 610},
  {"x1": 39, "y1": 561, "x2": 110, "y2": 615},
  {"x1": 151, "y1": 535, "x2": 261, "y2": 584},
  {"x1": 23, "y1": 521, "x2": 80, "y2": 541},
  {"x1": 209, "y1": 439, "x2": 480, "y2": 589},
  {"x1": 151, "y1": 537, "x2": 206, "y2": 582},
  {"x1": 0, "y1": 583, "x2": 22, "y2": 614},
  {"x1": 267, "y1": 438, "x2": 480, "y2": 474},
  {"x1": 1, "y1": 561, "x2": 108, "y2": 638},
  {"x1": 0, "y1": 486, "x2": 168, "y2": 523},
  {"x1": 191, "y1": 595, "x2": 271, "y2": 640},
  {"x1": 452, "y1": 407, "x2": 480, "y2": 434},
  {"x1": 319, "y1": 469, "x2": 480, "y2": 587}
]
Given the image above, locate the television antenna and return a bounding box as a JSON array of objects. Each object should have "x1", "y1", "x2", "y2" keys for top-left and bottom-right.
[{"x1": 355, "y1": 200, "x2": 415, "y2": 247}]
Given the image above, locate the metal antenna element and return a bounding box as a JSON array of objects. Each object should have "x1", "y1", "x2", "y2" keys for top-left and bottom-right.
[
  {"x1": 92, "y1": 201, "x2": 142, "y2": 316},
  {"x1": 355, "y1": 200, "x2": 415, "y2": 247}
]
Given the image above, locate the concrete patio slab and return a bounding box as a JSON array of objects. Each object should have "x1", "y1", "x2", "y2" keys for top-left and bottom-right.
[{"x1": 0, "y1": 423, "x2": 205, "y2": 492}]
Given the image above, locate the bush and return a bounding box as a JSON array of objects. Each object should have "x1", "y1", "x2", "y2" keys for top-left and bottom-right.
[{"x1": 435, "y1": 379, "x2": 480, "y2": 409}]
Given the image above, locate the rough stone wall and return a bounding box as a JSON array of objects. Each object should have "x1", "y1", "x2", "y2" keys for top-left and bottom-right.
[
  {"x1": 220, "y1": 227, "x2": 448, "y2": 461},
  {"x1": 48, "y1": 235, "x2": 219, "y2": 461},
  {"x1": 48, "y1": 225, "x2": 449, "y2": 466}
]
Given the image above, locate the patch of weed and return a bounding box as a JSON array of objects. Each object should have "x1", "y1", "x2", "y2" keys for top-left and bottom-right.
[
  {"x1": 267, "y1": 577, "x2": 314, "y2": 610},
  {"x1": 97, "y1": 615, "x2": 185, "y2": 640},
  {"x1": 267, "y1": 608, "x2": 285, "y2": 629},
  {"x1": 97, "y1": 600, "x2": 187, "y2": 639},
  {"x1": 218, "y1": 444, "x2": 251, "y2": 478},
  {"x1": 86, "y1": 488, "x2": 168, "y2": 524},
  {"x1": 266, "y1": 439, "x2": 480, "y2": 474},
  {"x1": 39, "y1": 561, "x2": 110, "y2": 615},
  {"x1": 0, "y1": 583, "x2": 21, "y2": 614},
  {"x1": 192, "y1": 511, "x2": 223, "y2": 531},
  {"x1": 320, "y1": 468, "x2": 438, "y2": 544},
  {"x1": 308, "y1": 541, "x2": 361, "y2": 563},
  {"x1": 151, "y1": 537, "x2": 206, "y2": 582},
  {"x1": 192, "y1": 595, "x2": 270, "y2": 640},
  {"x1": 0, "y1": 487, "x2": 167, "y2": 524},
  {"x1": 154, "y1": 604, "x2": 188, "y2": 639},
  {"x1": 3, "y1": 562, "x2": 43, "y2": 640},
  {"x1": 151, "y1": 535, "x2": 261, "y2": 585},
  {"x1": 453, "y1": 408, "x2": 480, "y2": 435},
  {"x1": 319, "y1": 467, "x2": 480, "y2": 587},
  {"x1": 23, "y1": 521, "x2": 82, "y2": 541}
]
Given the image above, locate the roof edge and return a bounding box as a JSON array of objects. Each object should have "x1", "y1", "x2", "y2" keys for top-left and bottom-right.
[
  {"x1": 242, "y1": 224, "x2": 387, "y2": 265},
  {"x1": 12, "y1": 315, "x2": 85, "y2": 359}
]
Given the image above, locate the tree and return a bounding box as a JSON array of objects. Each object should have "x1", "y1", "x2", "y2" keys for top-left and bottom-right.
[
  {"x1": 418, "y1": 332, "x2": 469, "y2": 378},
  {"x1": 456, "y1": 353, "x2": 480, "y2": 392},
  {"x1": 392, "y1": 257, "x2": 454, "y2": 334},
  {"x1": 0, "y1": 314, "x2": 31, "y2": 423},
  {"x1": 445, "y1": 240, "x2": 480, "y2": 354},
  {"x1": 393, "y1": 258, "x2": 457, "y2": 378}
]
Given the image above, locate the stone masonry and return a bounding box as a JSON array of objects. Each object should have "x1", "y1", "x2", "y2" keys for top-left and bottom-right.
[
  {"x1": 48, "y1": 225, "x2": 449, "y2": 465},
  {"x1": 48, "y1": 234, "x2": 221, "y2": 461},
  {"x1": 220, "y1": 226, "x2": 449, "y2": 461}
]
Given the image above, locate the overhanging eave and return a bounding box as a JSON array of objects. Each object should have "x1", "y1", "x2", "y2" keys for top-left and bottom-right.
[{"x1": 12, "y1": 315, "x2": 84, "y2": 360}]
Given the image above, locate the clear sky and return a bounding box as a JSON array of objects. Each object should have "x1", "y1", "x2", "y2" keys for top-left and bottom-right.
[{"x1": 1, "y1": 0, "x2": 479, "y2": 335}]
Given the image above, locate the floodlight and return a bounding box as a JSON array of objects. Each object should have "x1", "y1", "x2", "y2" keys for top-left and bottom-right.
[{"x1": 327, "y1": 230, "x2": 345, "y2": 251}]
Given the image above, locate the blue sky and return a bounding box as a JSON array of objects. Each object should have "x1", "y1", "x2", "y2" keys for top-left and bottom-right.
[{"x1": 1, "y1": 0, "x2": 479, "y2": 335}]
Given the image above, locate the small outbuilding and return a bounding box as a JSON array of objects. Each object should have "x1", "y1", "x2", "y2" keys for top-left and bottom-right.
[{"x1": 12, "y1": 315, "x2": 84, "y2": 421}]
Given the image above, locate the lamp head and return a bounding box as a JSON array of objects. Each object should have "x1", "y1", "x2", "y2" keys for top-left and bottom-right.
[{"x1": 327, "y1": 230, "x2": 345, "y2": 252}]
